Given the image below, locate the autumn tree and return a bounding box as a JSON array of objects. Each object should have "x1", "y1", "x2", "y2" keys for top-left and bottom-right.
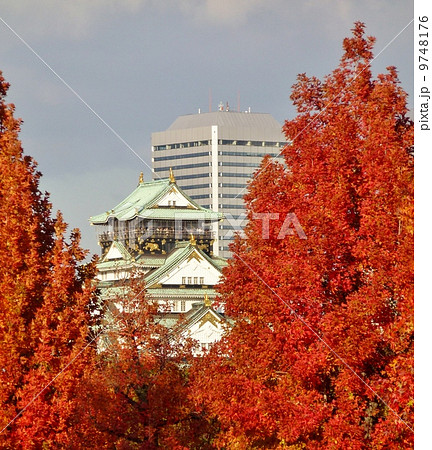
[
  {"x1": 0, "y1": 71, "x2": 98, "y2": 447},
  {"x1": 192, "y1": 23, "x2": 413, "y2": 448},
  {"x1": 71, "y1": 274, "x2": 217, "y2": 449}
]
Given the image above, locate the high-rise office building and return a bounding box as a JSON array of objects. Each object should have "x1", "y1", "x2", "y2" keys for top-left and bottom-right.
[{"x1": 151, "y1": 108, "x2": 287, "y2": 257}]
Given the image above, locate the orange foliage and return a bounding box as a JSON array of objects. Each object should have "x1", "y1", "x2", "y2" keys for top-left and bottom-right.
[
  {"x1": 0, "y1": 71, "x2": 217, "y2": 447},
  {"x1": 0, "y1": 71, "x2": 98, "y2": 448},
  {"x1": 70, "y1": 275, "x2": 216, "y2": 449},
  {"x1": 191, "y1": 23, "x2": 413, "y2": 448}
]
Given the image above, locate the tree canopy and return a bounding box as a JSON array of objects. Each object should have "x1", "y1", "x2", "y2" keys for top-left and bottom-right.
[
  {"x1": 0, "y1": 71, "x2": 98, "y2": 447},
  {"x1": 192, "y1": 22, "x2": 413, "y2": 449},
  {"x1": 0, "y1": 21, "x2": 414, "y2": 448}
]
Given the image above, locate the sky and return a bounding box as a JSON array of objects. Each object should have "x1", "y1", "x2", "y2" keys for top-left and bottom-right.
[{"x1": 0, "y1": 0, "x2": 413, "y2": 256}]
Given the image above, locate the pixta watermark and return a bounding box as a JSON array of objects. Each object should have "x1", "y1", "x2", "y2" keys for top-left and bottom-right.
[{"x1": 222, "y1": 212, "x2": 306, "y2": 240}]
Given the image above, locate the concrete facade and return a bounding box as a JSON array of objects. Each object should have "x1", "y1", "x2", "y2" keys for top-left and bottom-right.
[{"x1": 152, "y1": 110, "x2": 286, "y2": 257}]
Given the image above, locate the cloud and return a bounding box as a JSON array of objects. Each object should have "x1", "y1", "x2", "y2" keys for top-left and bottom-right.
[
  {"x1": 177, "y1": 0, "x2": 278, "y2": 25},
  {"x1": 1, "y1": 0, "x2": 149, "y2": 39},
  {"x1": 1, "y1": 0, "x2": 403, "y2": 41},
  {"x1": 0, "y1": 0, "x2": 290, "y2": 40}
]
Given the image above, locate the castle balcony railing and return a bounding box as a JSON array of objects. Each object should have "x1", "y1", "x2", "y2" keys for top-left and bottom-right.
[{"x1": 98, "y1": 228, "x2": 215, "y2": 244}]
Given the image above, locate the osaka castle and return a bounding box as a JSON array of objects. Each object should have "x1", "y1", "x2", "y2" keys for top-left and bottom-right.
[{"x1": 89, "y1": 170, "x2": 229, "y2": 348}]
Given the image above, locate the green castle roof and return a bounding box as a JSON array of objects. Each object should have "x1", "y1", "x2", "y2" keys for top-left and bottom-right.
[{"x1": 90, "y1": 177, "x2": 222, "y2": 224}]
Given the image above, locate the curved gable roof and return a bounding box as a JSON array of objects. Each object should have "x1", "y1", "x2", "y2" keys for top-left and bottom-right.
[{"x1": 90, "y1": 177, "x2": 222, "y2": 224}]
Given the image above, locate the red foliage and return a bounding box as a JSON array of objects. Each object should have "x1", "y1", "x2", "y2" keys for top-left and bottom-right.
[
  {"x1": 0, "y1": 71, "x2": 220, "y2": 448},
  {"x1": 0, "y1": 71, "x2": 98, "y2": 447},
  {"x1": 70, "y1": 275, "x2": 215, "y2": 449},
  {"x1": 192, "y1": 23, "x2": 413, "y2": 448}
]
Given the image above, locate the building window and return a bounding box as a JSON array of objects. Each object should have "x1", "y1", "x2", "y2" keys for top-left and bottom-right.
[
  {"x1": 220, "y1": 150, "x2": 280, "y2": 158},
  {"x1": 199, "y1": 277, "x2": 204, "y2": 284},
  {"x1": 219, "y1": 172, "x2": 251, "y2": 178},
  {"x1": 153, "y1": 141, "x2": 211, "y2": 151},
  {"x1": 154, "y1": 162, "x2": 210, "y2": 172},
  {"x1": 220, "y1": 193, "x2": 243, "y2": 198},
  {"x1": 182, "y1": 277, "x2": 186, "y2": 284},
  {"x1": 219, "y1": 161, "x2": 260, "y2": 168},
  {"x1": 187, "y1": 277, "x2": 192, "y2": 284},
  {"x1": 220, "y1": 183, "x2": 247, "y2": 189},
  {"x1": 181, "y1": 300, "x2": 186, "y2": 312},
  {"x1": 193, "y1": 277, "x2": 198, "y2": 284},
  {"x1": 219, "y1": 204, "x2": 243, "y2": 209},
  {"x1": 175, "y1": 173, "x2": 210, "y2": 181},
  {"x1": 153, "y1": 140, "x2": 285, "y2": 151},
  {"x1": 190, "y1": 194, "x2": 210, "y2": 200},
  {"x1": 181, "y1": 183, "x2": 210, "y2": 190}
]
